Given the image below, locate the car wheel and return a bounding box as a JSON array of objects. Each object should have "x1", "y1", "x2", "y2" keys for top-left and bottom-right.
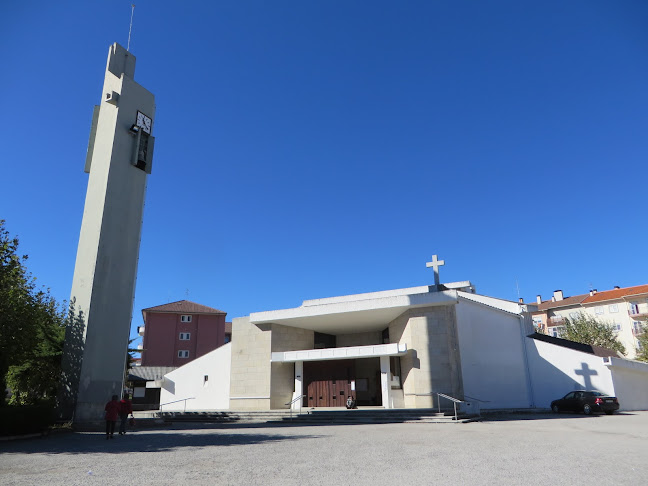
[
  {"x1": 604, "y1": 410, "x2": 613, "y2": 415},
  {"x1": 583, "y1": 404, "x2": 592, "y2": 415},
  {"x1": 552, "y1": 404, "x2": 559, "y2": 413}
]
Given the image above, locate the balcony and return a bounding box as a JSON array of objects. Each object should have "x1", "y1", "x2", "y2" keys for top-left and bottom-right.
[
  {"x1": 137, "y1": 325, "x2": 145, "y2": 336},
  {"x1": 629, "y1": 303, "x2": 648, "y2": 320}
]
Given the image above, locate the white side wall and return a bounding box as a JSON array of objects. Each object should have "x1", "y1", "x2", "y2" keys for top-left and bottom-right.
[
  {"x1": 159, "y1": 343, "x2": 231, "y2": 411},
  {"x1": 605, "y1": 358, "x2": 648, "y2": 411},
  {"x1": 456, "y1": 299, "x2": 533, "y2": 409},
  {"x1": 527, "y1": 340, "x2": 616, "y2": 408}
]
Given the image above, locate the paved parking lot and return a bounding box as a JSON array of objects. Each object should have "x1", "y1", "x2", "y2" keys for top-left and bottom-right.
[{"x1": 2, "y1": 412, "x2": 648, "y2": 485}]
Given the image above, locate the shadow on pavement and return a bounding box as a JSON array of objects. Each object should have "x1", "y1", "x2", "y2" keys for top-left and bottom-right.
[
  {"x1": 0, "y1": 429, "x2": 323, "y2": 455},
  {"x1": 480, "y1": 411, "x2": 635, "y2": 422}
]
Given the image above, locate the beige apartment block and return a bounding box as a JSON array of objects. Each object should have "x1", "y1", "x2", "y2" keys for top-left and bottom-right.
[{"x1": 534, "y1": 285, "x2": 648, "y2": 359}]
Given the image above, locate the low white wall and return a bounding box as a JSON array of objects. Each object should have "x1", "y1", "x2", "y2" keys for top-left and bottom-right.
[
  {"x1": 159, "y1": 343, "x2": 231, "y2": 411},
  {"x1": 456, "y1": 299, "x2": 532, "y2": 409},
  {"x1": 606, "y1": 358, "x2": 648, "y2": 411},
  {"x1": 527, "y1": 339, "x2": 615, "y2": 409}
]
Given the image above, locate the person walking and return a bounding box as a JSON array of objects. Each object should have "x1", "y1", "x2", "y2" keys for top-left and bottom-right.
[
  {"x1": 118, "y1": 393, "x2": 133, "y2": 435},
  {"x1": 104, "y1": 395, "x2": 120, "y2": 439}
]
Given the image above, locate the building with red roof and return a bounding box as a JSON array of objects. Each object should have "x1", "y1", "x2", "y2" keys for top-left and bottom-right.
[
  {"x1": 138, "y1": 300, "x2": 230, "y2": 367},
  {"x1": 532, "y1": 285, "x2": 648, "y2": 359}
]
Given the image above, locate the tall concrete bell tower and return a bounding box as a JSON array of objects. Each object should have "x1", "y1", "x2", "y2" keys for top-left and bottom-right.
[{"x1": 65, "y1": 43, "x2": 155, "y2": 423}]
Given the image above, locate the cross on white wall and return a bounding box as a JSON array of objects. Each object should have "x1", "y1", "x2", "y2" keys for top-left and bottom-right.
[{"x1": 426, "y1": 254, "x2": 445, "y2": 286}]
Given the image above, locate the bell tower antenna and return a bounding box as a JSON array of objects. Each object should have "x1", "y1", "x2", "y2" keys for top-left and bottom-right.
[{"x1": 127, "y1": 4, "x2": 135, "y2": 51}]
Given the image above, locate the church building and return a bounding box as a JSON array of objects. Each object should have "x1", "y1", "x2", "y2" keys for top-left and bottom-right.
[{"x1": 159, "y1": 256, "x2": 648, "y2": 413}]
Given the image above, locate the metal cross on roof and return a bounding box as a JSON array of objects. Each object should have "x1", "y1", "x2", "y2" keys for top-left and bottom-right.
[{"x1": 426, "y1": 254, "x2": 445, "y2": 286}]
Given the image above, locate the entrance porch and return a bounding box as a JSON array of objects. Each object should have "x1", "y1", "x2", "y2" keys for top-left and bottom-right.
[{"x1": 271, "y1": 343, "x2": 407, "y2": 410}]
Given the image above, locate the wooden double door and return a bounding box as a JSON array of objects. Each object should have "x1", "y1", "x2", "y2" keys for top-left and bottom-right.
[{"x1": 304, "y1": 360, "x2": 355, "y2": 408}]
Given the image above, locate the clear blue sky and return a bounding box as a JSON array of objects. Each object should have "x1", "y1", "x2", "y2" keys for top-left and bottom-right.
[{"x1": 1, "y1": 1, "x2": 647, "y2": 344}]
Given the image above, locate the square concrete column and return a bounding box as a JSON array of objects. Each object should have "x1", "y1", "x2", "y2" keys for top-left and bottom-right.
[
  {"x1": 292, "y1": 361, "x2": 304, "y2": 411},
  {"x1": 380, "y1": 356, "x2": 391, "y2": 409}
]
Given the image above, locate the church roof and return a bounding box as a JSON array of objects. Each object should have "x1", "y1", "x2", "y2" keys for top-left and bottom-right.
[
  {"x1": 142, "y1": 300, "x2": 226, "y2": 315},
  {"x1": 581, "y1": 284, "x2": 648, "y2": 304},
  {"x1": 528, "y1": 332, "x2": 620, "y2": 358}
]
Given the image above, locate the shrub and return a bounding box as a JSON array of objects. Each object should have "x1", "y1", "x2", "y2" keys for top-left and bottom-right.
[{"x1": 0, "y1": 403, "x2": 56, "y2": 436}]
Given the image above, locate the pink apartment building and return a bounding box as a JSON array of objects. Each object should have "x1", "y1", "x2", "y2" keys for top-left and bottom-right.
[{"x1": 138, "y1": 300, "x2": 230, "y2": 367}]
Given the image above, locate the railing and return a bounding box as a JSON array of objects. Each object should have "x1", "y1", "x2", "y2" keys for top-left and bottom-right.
[
  {"x1": 159, "y1": 397, "x2": 196, "y2": 412},
  {"x1": 436, "y1": 393, "x2": 466, "y2": 422},
  {"x1": 285, "y1": 394, "x2": 306, "y2": 419}
]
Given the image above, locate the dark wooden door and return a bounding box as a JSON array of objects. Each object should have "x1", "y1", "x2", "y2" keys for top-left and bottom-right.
[{"x1": 304, "y1": 360, "x2": 355, "y2": 407}]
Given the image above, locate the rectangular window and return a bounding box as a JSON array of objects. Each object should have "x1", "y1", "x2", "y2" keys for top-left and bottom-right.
[
  {"x1": 179, "y1": 332, "x2": 191, "y2": 340},
  {"x1": 595, "y1": 306, "x2": 604, "y2": 315},
  {"x1": 569, "y1": 312, "x2": 578, "y2": 319},
  {"x1": 608, "y1": 304, "x2": 618, "y2": 313},
  {"x1": 178, "y1": 350, "x2": 189, "y2": 358},
  {"x1": 181, "y1": 315, "x2": 192, "y2": 322}
]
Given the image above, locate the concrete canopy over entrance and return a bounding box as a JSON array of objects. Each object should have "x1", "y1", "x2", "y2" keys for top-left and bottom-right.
[{"x1": 250, "y1": 285, "x2": 458, "y2": 334}]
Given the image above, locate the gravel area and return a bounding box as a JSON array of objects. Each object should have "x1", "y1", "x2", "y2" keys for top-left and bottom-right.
[{"x1": 2, "y1": 412, "x2": 647, "y2": 485}]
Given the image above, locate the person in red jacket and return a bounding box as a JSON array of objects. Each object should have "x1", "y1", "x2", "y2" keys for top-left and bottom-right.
[
  {"x1": 104, "y1": 395, "x2": 120, "y2": 439},
  {"x1": 118, "y1": 393, "x2": 133, "y2": 435}
]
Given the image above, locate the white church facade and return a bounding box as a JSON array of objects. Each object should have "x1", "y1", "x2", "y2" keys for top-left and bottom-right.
[{"x1": 157, "y1": 257, "x2": 648, "y2": 413}]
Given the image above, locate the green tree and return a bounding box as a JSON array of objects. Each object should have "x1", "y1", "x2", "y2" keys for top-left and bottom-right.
[
  {"x1": 0, "y1": 219, "x2": 39, "y2": 401},
  {"x1": 5, "y1": 295, "x2": 67, "y2": 405},
  {"x1": 560, "y1": 312, "x2": 626, "y2": 355},
  {"x1": 0, "y1": 220, "x2": 79, "y2": 406},
  {"x1": 635, "y1": 325, "x2": 648, "y2": 363}
]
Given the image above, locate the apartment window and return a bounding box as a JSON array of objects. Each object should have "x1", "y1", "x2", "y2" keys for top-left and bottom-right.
[
  {"x1": 179, "y1": 332, "x2": 191, "y2": 340},
  {"x1": 630, "y1": 302, "x2": 640, "y2": 315},
  {"x1": 610, "y1": 322, "x2": 621, "y2": 331},
  {"x1": 181, "y1": 315, "x2": 192, "y2": 322},
  {"x1": 178, "y1": 350, "x2": 189, "y2": 358},
  {"x1": 595, "y1": 306, "x2": 604, "y2": 315},
  {"x1": 608, "y1": 304, "x2": 618, "y2": 313},
  {"x1": 569, "y1": 312, "x2": 578, "y2": 319}
]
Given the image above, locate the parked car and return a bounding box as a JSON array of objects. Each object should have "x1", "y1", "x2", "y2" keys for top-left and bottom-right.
[{"x1": 551, "y1": 390, "x2": 619, "y2": 415}]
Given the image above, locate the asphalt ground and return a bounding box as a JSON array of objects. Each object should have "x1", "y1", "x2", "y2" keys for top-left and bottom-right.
[{"x1": 2, "y1": 412, "x2": 647, "y2": 485}]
